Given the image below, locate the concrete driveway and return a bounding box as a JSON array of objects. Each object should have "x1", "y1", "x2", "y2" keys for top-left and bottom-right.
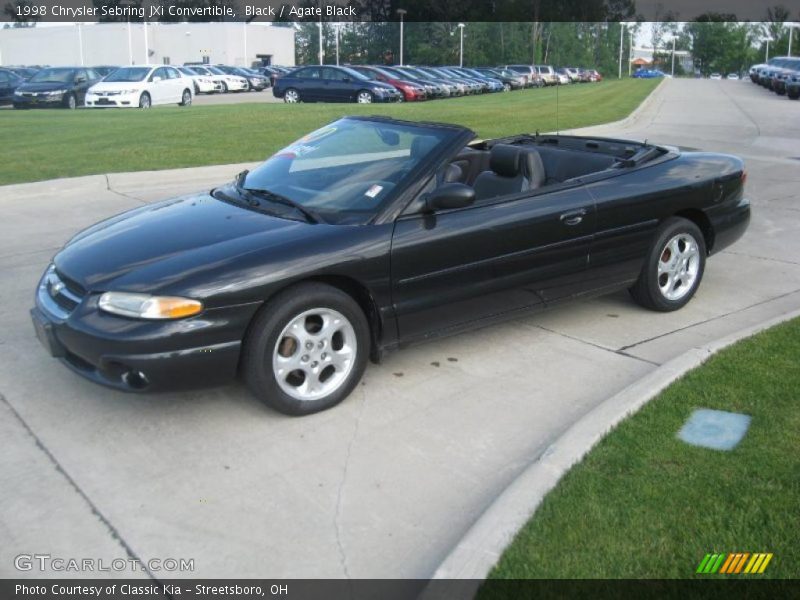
[{"x1": 1, "y1": 79, "x2": 798, "y2": 580}]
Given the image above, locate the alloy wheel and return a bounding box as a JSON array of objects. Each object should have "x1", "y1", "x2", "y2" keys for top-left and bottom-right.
[
  {"x1": 272, "y1": 308, "x2": 357, "y2": 402},
  {"x1": 284, "y1": 89, "x2": 299, "y2": 103},
  {"x1": 657, "y1": 233, "x2": 701, "y2": 301},
  {"x1": 357, "y1": 91, "x2": 373, "y2": 103}
]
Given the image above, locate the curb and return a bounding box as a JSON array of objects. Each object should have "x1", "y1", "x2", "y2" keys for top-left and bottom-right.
[{"x1": 428, "y1": 307, "x2": 800, "y2": 585}]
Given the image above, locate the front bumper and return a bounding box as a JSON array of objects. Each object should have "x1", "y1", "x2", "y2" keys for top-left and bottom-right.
[
  {"x1": 85, "y1": 92, "x2": 139, "y2": 108},
  {"x1": 32, "y1": 267, "x2": 261, "y2": 392},
  {"x1": 13, "y1": 93, "x2": 67, "y2": 107}
]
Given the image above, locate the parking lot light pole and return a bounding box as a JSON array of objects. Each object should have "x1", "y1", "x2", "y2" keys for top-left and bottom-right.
[
  {"x1": 664, "y1": 34, "x2": 677, "y2": 77},
  {"x1": 628, "y1": 29, "x2": 633, "y2": 76},
  {"x1": 77, "y1": 23, "x2": 84, "y2": 66},
  {"x1": 458, "y1": 23, "x2": 465, "y2": 67},
  {"x1": 763, "y1": 37, "x2": 772, "y2": 62},
  {"x1": 397, "y1": 8, "x2": 407, "y2": 66},
  {"x1": 618, "y1": 22, "x2": 629, "y2": 79},
  {"x1": 335, "y1": 23, "x2": 340, "y2": 66},
  {"x1": 787, "y1": 23, "x2": 799, "y2": 57}
]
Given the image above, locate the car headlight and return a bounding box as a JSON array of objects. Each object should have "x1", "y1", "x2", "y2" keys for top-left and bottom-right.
[
  {"x1": 98, "y1": 292, "x2": 203, "y2": 320},
  {"x1": 14, "y1": 90, "x2": 22, "y2": 95},
  {"x1": 47, "y1": 90, "x2": 67, "y2": 96}
]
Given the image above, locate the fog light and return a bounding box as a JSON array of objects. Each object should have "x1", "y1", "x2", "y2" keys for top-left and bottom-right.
[{"x1": 122, "y1": 370, "x2": 149, "y2": 390}]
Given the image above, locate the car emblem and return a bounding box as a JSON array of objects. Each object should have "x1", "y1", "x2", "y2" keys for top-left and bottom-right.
[{"x1": 50, "y1": 281, "x2": 64, "y2": 297}]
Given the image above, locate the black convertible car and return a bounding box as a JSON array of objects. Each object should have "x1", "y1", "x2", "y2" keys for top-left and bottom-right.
[{"x1": 31, "y1": 117, "x2": 750, "y2": 415}]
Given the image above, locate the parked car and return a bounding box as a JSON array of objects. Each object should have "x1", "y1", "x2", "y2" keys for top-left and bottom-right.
[
  {"x1": 394, "y1": 66, "x2": 457, "y2": 96},
  {"x1": 586, "y1": 69, "x2": 603, "y2": 82},
  {"x1": 31, "y1": 117, "x2": 750, "y2": 416},
  {"x1": 347, "y1": 65, "x2": 427, "y2": 101},
  {"x1": 633, "y1": 68, "x2": 666, "y2": 79},
  {"x1": 454, "y1": 67, "x2": 505, "y2": 92},
  {"x1": 7, "y1": 66, "x2": 40, "y2": 80},
  {"x1": 504, "y1": 65, "x2": 544, "y2": 87},
  {"x1": 84, "y1": 65, "x2": 193, "y2": 109},
  {"x1": 272, "y1": 65, "x2": 401, "y2": 103},
  {"x1": 193, "y1": 65, "x2": 248, "y2": 92},
  {"x1": 555, "y1": 68, "x2": 571, "y2": 85},
  {"x1": 475, "y1": 67, "x2": 526, "y2": 90},
  {"x1": 535, "y1": 65, "x2": 558, "y2": 85},
  {"x1": 787, "y1": 72, "x2": 800, "y2": 99},
  {"x1": 93, "y1": 66, "x2": 120, "y2": 78},
  {"x1": 215, "y1": 65, "x2": 268, "y2": 91},
  {"x1": 13, "y1": 67, "x2": 101, "y2": 109},
  {"x1": 0, "y1": 67, "x2": 24, "y2": 105},
  {"x1": 726, "y1": 73, "x2": 740, "y2": 80},
  {"x1": 380, "y1": 66, "x2": 447, "y2": 98},
  {"x1": 768, "y1": 58, "x2": 800, "y2": 95},
  {"x1": 176, "y1": 66, "x2": 221, "y2": 94},
  {"x1": 709, "y1": 73, "x2": 722, "y2": 80}
]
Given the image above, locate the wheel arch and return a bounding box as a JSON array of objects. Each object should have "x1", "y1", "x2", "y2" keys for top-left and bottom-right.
[
  {"x1": 673, "y1": 208, "x2": 714, "y2": 254},
  {"x1": 242, "y1": 275, "x2": 385, "y2": 370}
]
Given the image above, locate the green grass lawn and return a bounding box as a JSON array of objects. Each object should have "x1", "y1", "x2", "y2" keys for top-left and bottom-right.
[
  {"x1": 0, "y1": 79, "x2": 659, "y2": 185},
  {"x1": 487, "y1": 317, "x2": 800, "y2": 580}
]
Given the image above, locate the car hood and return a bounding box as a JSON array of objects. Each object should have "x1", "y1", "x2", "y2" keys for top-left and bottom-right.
[
  {"x1": 54, "y1": 190, "x2": 316, "y2": 294},
  {"x1": 18, "y1": 81, "x2": 74, "y2": 92}
]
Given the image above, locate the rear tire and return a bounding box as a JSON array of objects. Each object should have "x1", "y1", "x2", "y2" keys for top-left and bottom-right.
[
  {"x1": 629, "y1": 217, "x2": 706, "y2": 312},
  {"x1": 241, "y1": 283, "x2": 370, "y2": 416},
  {"x1": 283, "y1": 88, "x2": 300, "y2": 103}
]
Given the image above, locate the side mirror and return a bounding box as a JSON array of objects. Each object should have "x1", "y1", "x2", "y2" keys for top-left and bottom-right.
[
  {"x1": 425, "y1": 183, "x2": 475, "y2": 211},
  {"x1": 74, "y1": 76, "x2": 86, "y2": 84}
]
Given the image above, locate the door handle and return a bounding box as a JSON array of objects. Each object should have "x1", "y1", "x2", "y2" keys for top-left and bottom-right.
[{"x1": 560, "y1": 208, "x2": 587, "y2": 226}]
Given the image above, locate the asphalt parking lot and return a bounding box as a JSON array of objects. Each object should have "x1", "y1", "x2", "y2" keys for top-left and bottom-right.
[
  {"x1": 193, "y1": 88, "x2": 282, "y2": 106},
  {"x1": 1, "y1": 79, "x2": 799, "y2": 579}
]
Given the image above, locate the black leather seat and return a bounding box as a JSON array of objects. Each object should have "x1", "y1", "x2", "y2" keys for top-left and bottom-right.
[{"x1": 473, "y1": 144, "x2": 546, "y2": 202}]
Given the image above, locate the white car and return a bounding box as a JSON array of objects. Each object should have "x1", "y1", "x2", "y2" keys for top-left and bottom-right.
[
  {"x1": 726, "y1": 73, "x2": 740, "y2": 80},
  {"x1": 709, "y1": 73, "x2": 722, "y2": 80},
  {"x1": 204, "y1": 65, "x2": 248, "y2": 92},
  {"x1": 85, "y1": 65, "x2": 193, "y2": 108},
  {"x1": 176, "y1": 66, "x2": 221, "y2": 94}
]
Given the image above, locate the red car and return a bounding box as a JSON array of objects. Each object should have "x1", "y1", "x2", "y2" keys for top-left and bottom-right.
[
  {"x1": 587, "y1": 69, "x2": 603, "y2": 82},
  {"x1": 348, "y1": 65, "x2": 427, "y2": 101}
]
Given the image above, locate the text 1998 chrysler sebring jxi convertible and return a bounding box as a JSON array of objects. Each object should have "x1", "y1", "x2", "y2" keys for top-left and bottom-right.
[{"x1": 31, "y1": 117, "x2": 750, "y2": 415}]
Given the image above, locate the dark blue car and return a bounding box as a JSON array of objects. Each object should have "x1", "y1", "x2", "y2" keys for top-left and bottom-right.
[
  {"x1": 272, "y1": 65, "x2": 401, "y2": 104},
  {"x1": 633, "y1": 69, "x2": 666, "y2": 79}
]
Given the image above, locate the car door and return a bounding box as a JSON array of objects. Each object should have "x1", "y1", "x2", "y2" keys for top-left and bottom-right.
[
  {"x1": 165, "y1": 67, "x2": 183, "y2": 102},
  {"x1": 0, "y1": 71, "x2": 11, "y2": 103},
  {"x1": 390, "y1": 179, "x2": 596, "y2": 342},
  {"x1": 321, "y1": 67, "x2": 354, "y2": 102},
  {"x1": 293, "y1": 67, "x2": 323, "y2": 101},
  {"x1": 148, "y1": 67, "x2": 169, "y2": 104}
]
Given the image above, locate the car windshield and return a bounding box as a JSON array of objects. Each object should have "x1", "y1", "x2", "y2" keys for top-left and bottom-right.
[
  {"x1": 104, "y1": 67, "x2": 150, "y2": 82},
  {"x1": 192, "y1": 66, "x2": 210, "y2": 75},
  {"x1": 239, "y1": 118, "x2": 457, "y2": 225},
  {"x1": 180, "y1": 67, "x2": 198, "y2": 76},
  {"x1": 208, "y1": 67, "x2": 225, "y2": 75},
  {"x1": 29, "y1": 68, "x2": 76, "y2": 84}
]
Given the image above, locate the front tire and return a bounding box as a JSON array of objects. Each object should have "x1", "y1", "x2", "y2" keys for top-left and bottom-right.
[
  {"x1": 356, "y1": 90, "x2": 374, "y2": 104},
  {"x1": 283, "y1": 88, "x2": 300, "y2": 103},
  {"x1": 241, "y1": 283, "x2": 370, "y2": 416},
  {"x1": 179, "y1": 88, "x2": 192, "y2": 106},
  {"x1": 629, "y1": 217, "x2": 706, "y2": 311},
  {"x1": 65, "y1": 93, "x2": 77, "y2": 109},
  {"x1": 138, "y1": 92, "x2": 151, "y2": 109},
  {"x1": 221, "y1": 81, "x2": 228, "y2": 93}
]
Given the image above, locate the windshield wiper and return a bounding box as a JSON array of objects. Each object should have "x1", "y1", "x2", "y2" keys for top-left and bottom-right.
[{"x1": 234, "y1": 170, "x2": 322, "y2": 224}]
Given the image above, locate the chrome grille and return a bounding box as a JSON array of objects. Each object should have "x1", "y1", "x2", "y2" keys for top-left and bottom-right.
[{"x1": 38, "y1": 266, "x2": 86, "y2": 319}]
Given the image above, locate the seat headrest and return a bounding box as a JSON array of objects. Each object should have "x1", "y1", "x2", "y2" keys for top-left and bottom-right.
[
  {"x1": 489, "y1": 144, "x2": 546, "y2": 188},
  {"x1": 489, "y1": 144, "x2": 523, "y2": 177},
  {"x1": 443, "y1": 163, "x2": 463, "y2": 183}
]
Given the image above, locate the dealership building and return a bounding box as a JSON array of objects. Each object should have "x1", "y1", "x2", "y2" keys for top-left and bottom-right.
[{"x1": 0, "y1": 22, "x2": 295, "y2": 68}]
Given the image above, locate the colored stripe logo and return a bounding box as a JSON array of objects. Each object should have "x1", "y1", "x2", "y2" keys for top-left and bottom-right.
[{"x1": 696, "y1": 552, "x2": 773, "y2": 574}]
